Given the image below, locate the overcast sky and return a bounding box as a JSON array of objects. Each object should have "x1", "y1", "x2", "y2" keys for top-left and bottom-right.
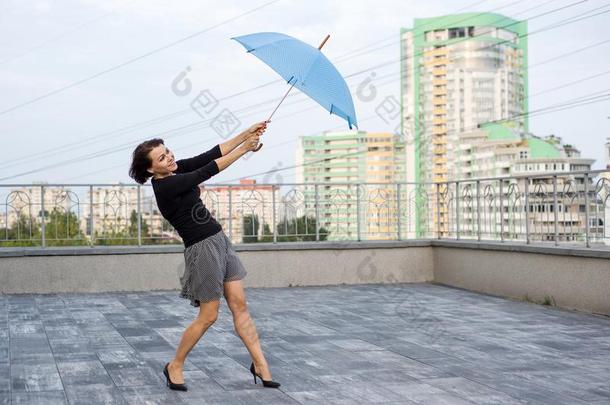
[{"x1": 1, "y1": 0, "x2": 609, "y2": 186}]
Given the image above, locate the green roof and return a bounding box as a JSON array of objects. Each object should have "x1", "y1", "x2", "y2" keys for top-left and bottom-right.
[
  {"x1": 526, "y1": 137, "x2": 561, "y2": 158},
  {"x1": 480, "y1": 122, "x2": 519, "y2": 141},
  {"x1": 479, "y1": 123, "x2": 561, "y2": 158}
]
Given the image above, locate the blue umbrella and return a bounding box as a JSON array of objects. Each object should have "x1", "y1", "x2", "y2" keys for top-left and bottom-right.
[{"x1": 231, "y1": 32, "x2": 358, "y2": 151}]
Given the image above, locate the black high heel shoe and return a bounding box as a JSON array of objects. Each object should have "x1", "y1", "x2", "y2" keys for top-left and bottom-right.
[
  {"x1": 163, "y1": 362, "x2": 188, "y2": 391},
  {"x1": 250, "y1": 362, "x2": 281, "y2": 388}
]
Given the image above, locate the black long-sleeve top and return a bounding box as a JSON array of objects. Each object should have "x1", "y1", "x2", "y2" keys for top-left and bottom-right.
[{"x1": 151, "y1": 145, "x2": 223, "y2": 248}]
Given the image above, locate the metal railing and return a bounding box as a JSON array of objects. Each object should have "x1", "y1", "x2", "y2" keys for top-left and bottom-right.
[{"x1": 1, "y1": 169, "x2": 609, "y2": 249}]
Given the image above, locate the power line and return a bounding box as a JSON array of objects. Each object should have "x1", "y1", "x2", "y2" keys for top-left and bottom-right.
[
  {"x1": 4, "y1": 28, "x2": 608, "y2": 182},
  {"x1": 61, "y1": 113, "x2": 380, "y2": 182},
  {"x1": 1, "y1": 0, "x2": 522, "y2": 167},
  {"x1": 343, "y1": 0, "x2": 591, "y2": 80},
  {"x1": 0, "y1": 79, "x2": 283, "y2": 170},
  {"x1": 4, "y1": 0, "x2": 555, "y2": 173},
  {"x1": 529, "y1": 38, "x2": 610, "y2": 68},
  {"x1": 0, "y1": 1, "x2": 136, "y2": 65},
  {"x1": 1, "y1": 73, "x2": 405, "y2": 183},
  {"x1": 2, "y1": 0, "x2": 604, "y2": 177},
  {"x1": 0, "y1": 95, "x2": 324, "y2": 182},
  {"x1": 331, "y1": 0, "x2": 554, "y2": 76},
  {"x1": 57, "y1": 77, "x2": 400, "y2": 182},
  {"x1": 7, "y1": 64, "x2": 609, "y2": 184},
  {"x1": 13, "y1": 25, "x2": 607, "y2": 175},
  {"x1": 334, "y1": 0, "x2": 541, "y2": 64},
  {"x1": 0, "y1": 74, "x2": 355, "y2": 173},
  {"x1": 225, "y1": 89, "x2": 610, "y2": 182},
  {"x1": 530, "y1": 69, "x2": 610, "y2": 97},
  {"x1": 0, "y1": 0, "x2": 593, "y2": 133},
  {"x1": 0, "y1": 0, "x2": 282, "y2": 117},
  {"x1": 470, "y1": 2, "x2": 610, "y2": 55},
  {"x1": 332, "y1": 0, "x2": 500, "y2": 63}
]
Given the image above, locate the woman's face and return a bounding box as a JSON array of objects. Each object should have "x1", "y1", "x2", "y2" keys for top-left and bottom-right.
[{"x1": 147, "y1": 144, "x2": 177, "y2": 177}]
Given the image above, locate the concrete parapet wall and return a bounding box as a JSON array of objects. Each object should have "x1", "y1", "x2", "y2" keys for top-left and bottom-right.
[{"x1": 1, "y1": 240, "x2": 608, "y2": 315}]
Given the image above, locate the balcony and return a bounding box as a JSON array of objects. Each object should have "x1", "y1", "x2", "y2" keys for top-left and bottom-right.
[
  {"x1": 424, "y1": 48, "x2": 447, "y2": 58},
  {"x1": 432, "y1": 87, "x2": 447, "y2": 96},
  {"x1": 425, "y1": 57, "x2": 450, "y2": 67},
  {"x1": 1, "y1": 173, "x2": 609, "y2": 403}
]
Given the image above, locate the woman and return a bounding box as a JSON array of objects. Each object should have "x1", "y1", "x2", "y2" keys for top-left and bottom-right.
[{"x1": 128, "y1": 121, "x2": 280, "y2": 391}]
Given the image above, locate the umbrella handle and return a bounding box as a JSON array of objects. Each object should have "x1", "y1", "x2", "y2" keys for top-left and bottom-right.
[
  {"x1": 254, "y1": 34, "x2": 331, "y2": 154},
  {"x1": 318, "y1": 34, "x2": 330, "y2": 50},
  {"x1": 252, "y1": 118, "x2": 271, "y2": 152}
]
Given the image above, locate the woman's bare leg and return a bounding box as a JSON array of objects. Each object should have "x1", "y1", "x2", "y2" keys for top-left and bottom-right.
[
  {"x1": 224, "y1": 279, "x2": 273, "y2": 380},
  {"x1": 168, "y1": 299, "x2": 220, "y2": 384}
]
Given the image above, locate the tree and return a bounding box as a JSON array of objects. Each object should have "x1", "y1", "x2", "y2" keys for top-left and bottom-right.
[
  {"x1": 45, "y1": 207, "x2": 87, "y2": 246},
  {"x1": 259, "y1": 223, "x2": 274, "y2": 242},
  {"x1": 128, "y1": 209, "x2": 149, "y2": 240},
  {"x1": 276, "y1": 215, "x2": 329, "y2": 242},
  {"x1": 242, "y1": 214, "x2": 259, "y2": 243},
  {"x1": 1, "y1": 212, "x2": 40, "y2": 247}
]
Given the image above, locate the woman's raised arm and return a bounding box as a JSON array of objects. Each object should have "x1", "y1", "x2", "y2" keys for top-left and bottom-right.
[
  {"x1": 155, "y1": 161, "x2": 219, "y2": 196},
  {"x1": 215, "y1": 135, "x2": 260, "y2": 172},
  {"x1": 174, "y1": 145, "x2": 222, "y2": 173}
]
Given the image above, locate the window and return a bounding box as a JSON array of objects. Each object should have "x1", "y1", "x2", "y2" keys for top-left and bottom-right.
[{"x1": 448, "y1": 27, "x2": 466, "y2": 39}]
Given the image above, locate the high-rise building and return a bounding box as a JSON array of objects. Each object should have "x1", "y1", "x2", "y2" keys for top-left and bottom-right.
[
  {"x1": 400, "y1": 13, "x2": 528, "y2": 236},
  {"x1": 296, "y1": 130, "x2": 406, "y2": 240},
  {"x1": 401, "y1": 12, "x2": 528, "y2": 185}
]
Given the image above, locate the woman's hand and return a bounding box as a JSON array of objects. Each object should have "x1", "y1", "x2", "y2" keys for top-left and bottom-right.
[
  {"x1": 240, "y1": 134, "x2": 261, "y2": 153},
  {"x1": 245, "y1": 121, "x2": 268, "y2": 137}
]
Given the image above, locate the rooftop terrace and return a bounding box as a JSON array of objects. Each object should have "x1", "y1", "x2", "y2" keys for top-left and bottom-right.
[{"x1": 2, "y1": 283, "x2": 610, "y2": 404}]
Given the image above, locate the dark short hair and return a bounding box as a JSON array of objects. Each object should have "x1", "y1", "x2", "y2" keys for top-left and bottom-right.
[{"x1": 129, "y1": 138, "x2": 165, "y2": 184}]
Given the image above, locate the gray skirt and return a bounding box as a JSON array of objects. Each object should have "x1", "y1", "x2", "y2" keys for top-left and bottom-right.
[{"x1": 180, "y1": 230, "x2": 247, "y2": 307}]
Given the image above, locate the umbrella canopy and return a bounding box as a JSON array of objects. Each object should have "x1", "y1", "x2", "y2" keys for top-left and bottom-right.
[{"x1": 231, "y1": 32, "x2": 358, "y2": 129}]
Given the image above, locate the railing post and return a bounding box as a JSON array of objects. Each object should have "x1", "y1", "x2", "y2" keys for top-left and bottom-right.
[
  {"x1": 525, "y1": 177, "x2": 530, "y2": 244},
  {"x1": 436, "y1": 183, "x2": 441, "y2": 239},
  {"x1": 228, "y1": 186, "x2": 233, "y2": 243},
  {"x1": 553, "y1": 175, "x2": 559, "y2": 246},
  {"x1": 499, "y1": 180, "x2": 504, "y2": 242},
  {"x1": 396, "y1": 183, "x2": 402, "y2": 241},
  {"x1": 40, "y1": 185, "x2": 45, "y2": 248},
  {"x1": 89, "y1": 185, "x2": 94, "y2": 247},
  {"x1": 356, "y1": 183, "x2": 361, "y2": 241},
  {"x1": 272, "y1": 185, "x2": 277, "y2": 244},
  {"x1": 137, "y1": 185, "x2": 142, "y2": 247},
  {"x1": 476, "y1": 180, "x2": 481, "y2": 242},
  {"x1": 584, "y1": 172, "x2": 590, "y2": 248},
  {"x1": 315, "y1": 184, "x2": 320, "y2": 242},
  {"x1": 455, "y1": 181, "x2": 460, "y2": 240}
]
